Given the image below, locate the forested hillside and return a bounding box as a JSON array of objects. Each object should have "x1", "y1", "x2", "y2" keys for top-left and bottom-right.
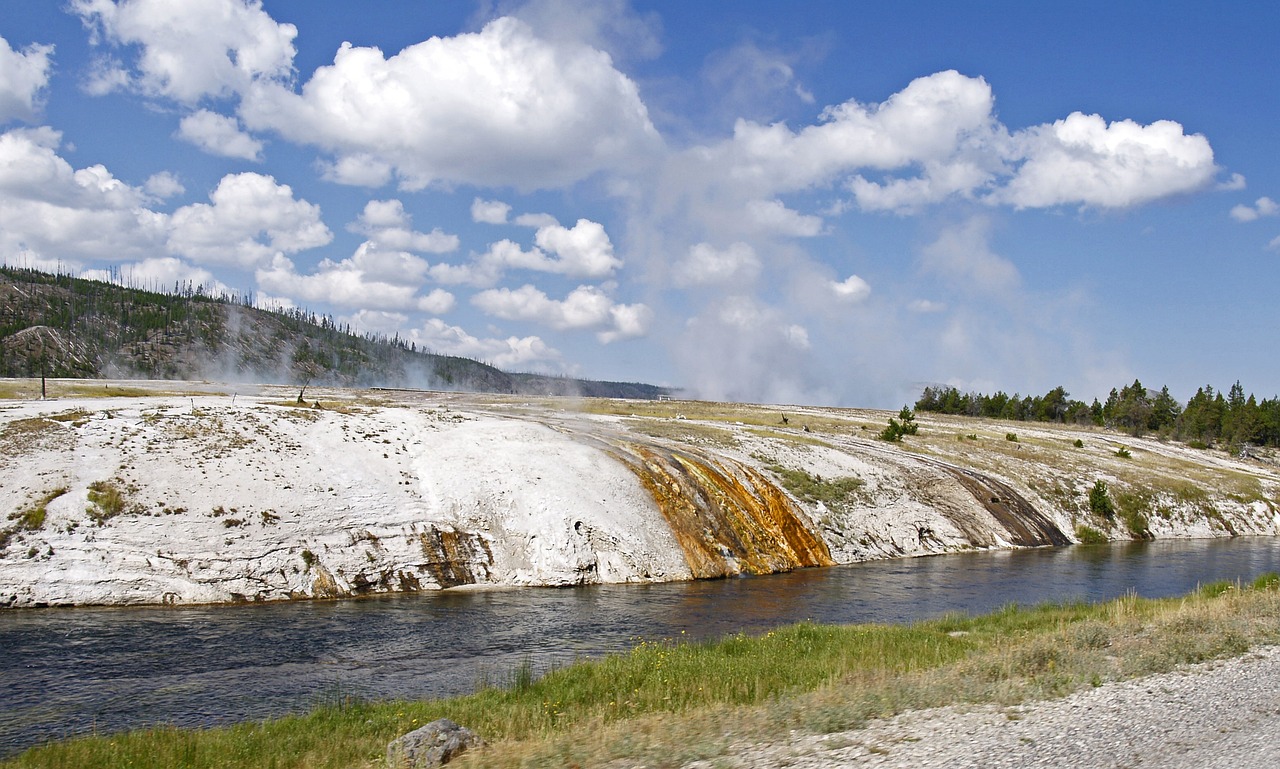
[{"x1": 0, "y1": 267, "x2": 669, "y2": 399}]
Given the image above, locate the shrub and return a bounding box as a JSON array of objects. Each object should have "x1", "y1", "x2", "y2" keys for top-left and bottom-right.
[
  {"x1": 1088, "y1": 480, "x2": 1115, "y2": 518},
  {"x1": 1005, "y1": 432, "x2": 1019, "y2": 442},
  {"x1": 1186, "y1": 440, "x2": 1210, "y2": 450},
  {"x1": 1073, "y1": 439, "x2": 1084, "y2": 448},
  {"x1": 1074, "y1": 524, "x2": 1108, "y2": 545},
  {"x1": 1115, "y1": 446, "x2": 1132, "y2": 459},
  {"x1": 879, "y1": 407, "x2": 919, "y2": 442}
]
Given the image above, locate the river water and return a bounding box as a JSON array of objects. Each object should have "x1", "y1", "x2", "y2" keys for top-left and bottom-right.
[{"x1": 4, "y1": 537, "x2": 1280, "y2": 756}]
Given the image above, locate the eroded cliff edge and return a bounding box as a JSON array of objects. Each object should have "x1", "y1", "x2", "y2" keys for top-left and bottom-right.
[{"x1": 2, "y1": 381, "x2": 1277, "y2": 607}]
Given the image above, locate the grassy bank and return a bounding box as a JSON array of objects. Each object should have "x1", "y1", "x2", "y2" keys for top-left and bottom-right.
[{"x1": 9, "y1": 576, "x2": 1280, "y2": 769}]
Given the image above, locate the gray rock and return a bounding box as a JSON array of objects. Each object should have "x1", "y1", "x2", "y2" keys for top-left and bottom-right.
[{"x1": 386, "y1": 718, "x2": 483, "y2": 768}]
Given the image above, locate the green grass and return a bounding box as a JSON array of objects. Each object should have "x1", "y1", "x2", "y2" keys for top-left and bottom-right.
[
  {"x1": 10, "y1": 580, "x2": 1280, "y2": 769},
  {"x1": 765, "y1": 465, "x2": 865, "y2": 510},
  {"x1": 86, "y1": 480, "x2": 131, "y2": 524}
]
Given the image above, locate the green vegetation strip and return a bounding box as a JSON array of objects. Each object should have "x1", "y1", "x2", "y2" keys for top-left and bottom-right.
[{"x1": 9, "y1": 577, "x2": 1280, "y2": 769}]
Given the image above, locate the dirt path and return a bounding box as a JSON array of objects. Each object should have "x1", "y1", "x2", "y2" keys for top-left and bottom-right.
[{"x1": 686, "y1": 645, "x2": 1280, "y2": 768}]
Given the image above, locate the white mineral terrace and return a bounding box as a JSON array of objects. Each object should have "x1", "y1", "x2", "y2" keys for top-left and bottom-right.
[{"x1": 2, "y1": 380, "x2": 1277, "y2": 607}]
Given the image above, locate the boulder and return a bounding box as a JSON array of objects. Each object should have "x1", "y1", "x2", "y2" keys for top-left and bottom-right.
[{"x1": 386, "y1": 718, "x2": 483, "y2": 768}]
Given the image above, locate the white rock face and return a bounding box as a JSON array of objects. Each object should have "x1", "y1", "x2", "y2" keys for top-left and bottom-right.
[
  {"x1": 0, "y1": 389, "x2": 690, "y2": 606},
  {"x1": 2, "y1": 383, "x2": 1277, "y2": 607}
]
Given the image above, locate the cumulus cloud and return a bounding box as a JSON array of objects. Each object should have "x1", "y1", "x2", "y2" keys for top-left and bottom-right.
[
  {"x1": 830, "y1": 274, "x2": 871, "y2": 303},
  {"x1": 1217, "y1": 173, "x2": 1247, "y2": 191},
  {"x1": 80, "y1": 256, "x2": 231, "y2": 295},
  {"x1": 530, "y1": 219, "x2": 622, "y2": 276},
  {"x1": 996, "y1": 112, "x2": 1216, "y2": 209},
  {"x1": 745, "y1": 199, "x2": 823, "y2": 236},
  {"x1": 0, "y1": 127, "x2": 167, "y2": 260},
  {"x1": 471, "y1": 198, "x2": 511, "y2": 224},
  {"x1": 0, "y1": 36, "x2": 53, "y2": 123},
  {"x1": 698, "y1": 70, "x2": 1214, "y2": 214},
  {"x1": 340, "y1": 309, "x2": 409, "y2": 337},
  {"x1": 72, "y1": 0, "x2": 298, "y2": 103},
  {"x1": 409, "y1": 318, "x2": 562, "y2": 369},
  {"x1": 256, "y1": 253, "x2": 455, "y2": 313},
  {"x1": 167, "y1": 172, "x2": 331, "y2": 268},
  {"x1": 428, "y1": 218, "x2": 621, "y2": 287},
  {"x1": 177, "y1": 110, "x2": 264, "y2": 160},
  {"x1": 143, "y1": 171, "x2": 185, "y2": 199},
  {"x1": 238, "y1": 17, "x2": 661, "y2": 190},
  {"x1": 349, "y1": 199, "x2": 459, "y2": 254},
  {"x1": 673, "y1": 242, "x2": 761, "y2": 287},
  {"x1": 472, "y1": 283, "x2": 650, "y2": 342},
  {"x1": 1230, "y1": 196, "x2": 1278, "y2": 223}
]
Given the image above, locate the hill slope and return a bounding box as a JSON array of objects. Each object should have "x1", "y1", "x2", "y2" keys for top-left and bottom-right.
[{"x1": 0, "y1": 267, "x2": 668, "y2": 399}]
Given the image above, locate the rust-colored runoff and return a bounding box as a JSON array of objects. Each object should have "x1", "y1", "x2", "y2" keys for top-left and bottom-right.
[{"x1": 626, "y1": 444, "x2": 833, "y2": 579}]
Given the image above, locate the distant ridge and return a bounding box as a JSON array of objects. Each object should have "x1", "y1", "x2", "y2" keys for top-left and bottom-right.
[{"x1": 0, "y1": 266, "x2": 672, "y2": 399}]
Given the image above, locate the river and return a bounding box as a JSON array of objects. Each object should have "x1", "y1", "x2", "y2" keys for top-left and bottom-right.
[{"x1": 3, "y1": 537, "x2": 1280, "y2": 756}]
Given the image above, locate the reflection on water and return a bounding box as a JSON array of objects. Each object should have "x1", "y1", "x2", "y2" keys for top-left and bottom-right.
[{"x1": 3, "y1": 537, "x2": 1279, "y2": 755}]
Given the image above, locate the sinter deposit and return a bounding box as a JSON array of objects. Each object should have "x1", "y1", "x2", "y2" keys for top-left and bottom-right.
[{"x1": 2, "y1": 380, "x2": 1278, "y2": 607}]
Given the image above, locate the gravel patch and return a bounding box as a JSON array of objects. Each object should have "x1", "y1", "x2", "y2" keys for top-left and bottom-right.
[{"x1": 688, "y1": 645, "x2": 1280, "y2": 768}]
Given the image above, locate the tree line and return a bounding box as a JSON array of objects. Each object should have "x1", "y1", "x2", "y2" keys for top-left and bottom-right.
[{"x1": 915, "y1": 380, "x2": 1280, "y2": 450}]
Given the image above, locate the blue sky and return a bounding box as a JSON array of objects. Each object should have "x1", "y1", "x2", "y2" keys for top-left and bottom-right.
[{"x1": 1, "y1": 1, "x2": 1277, "y2": 407}]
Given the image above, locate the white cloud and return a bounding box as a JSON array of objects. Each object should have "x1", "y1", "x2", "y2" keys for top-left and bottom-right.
[
  {"x1": 1269, "y1": 235, "x2": 1280, "y2": 252},
  {"x1": 409, "y1": 318, "x2": 561, "y2": 369},
  {"x1": 471, "y1": 198, "x2": 511, "y2": 224},
  {"x1": 318, "y1": 153, "x2": 393, "y2": 188},
  {"x1": 0, "y1": 127, "x2": 167, "y2": 260},
  {"x1": 830, "y1": 274, "x2": 871, "y2": 303},
  {"x1": 341, "y1": 309, "x2": 409, "y2": 337},
  {"x1": 1229, "y1": 196, "x2": 1278, "y2": 223},
  {"x1": 1217, "y1": 173, "x2": 1247, "y2": 191},
  {"x1": 428, "y1": 218, "x2": 620, "y2": 287},
  {"x1": 73, "y1": 0, "x2": 298, "y2": 103},
  {"x1": 177, "y1": 110, "x2": 264, "y2": 161},
  {"x1": 238, "y1": 17, "x2": 661, "y2": 190},
  {"x1": 673, "y1": 242, "x2": 761, "y2": 286},
  {"x1": 168, "y1": 172, "x2": 331, "y2": 268},
  {"x1": 0, "y1": 36, "x2": 53, "y2": 123},
  {"x1": 255, "y1": 254, "x2": 456, "y2": 313},
  {"x1": 349, "y1": 199, "x2": 459, "y2": 254},
  {"x1": 143, "y1": 171, "x2": 185, "y2": 199},
  {"x1": 996, "y1": 112, "x2": 1216, "y2": 209},
  {"x1": 744, "y1": 199, "x2": 824, "y2": 236},
  {"x1": 80, "y1": 256, "x2": 231, "y2": 295},
  {"x1": 700, "y1": 70, "x2": 1214, "y2": 214},
  {"x1": 531, "y1": 219, "x2": 622, "y2": 277},
  {"x1": 471, "y1": 283, "x2": 650, "y2": 342},
  {"x1": 720, "y1": 70, "x2": 1001, "y2": 195}
]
